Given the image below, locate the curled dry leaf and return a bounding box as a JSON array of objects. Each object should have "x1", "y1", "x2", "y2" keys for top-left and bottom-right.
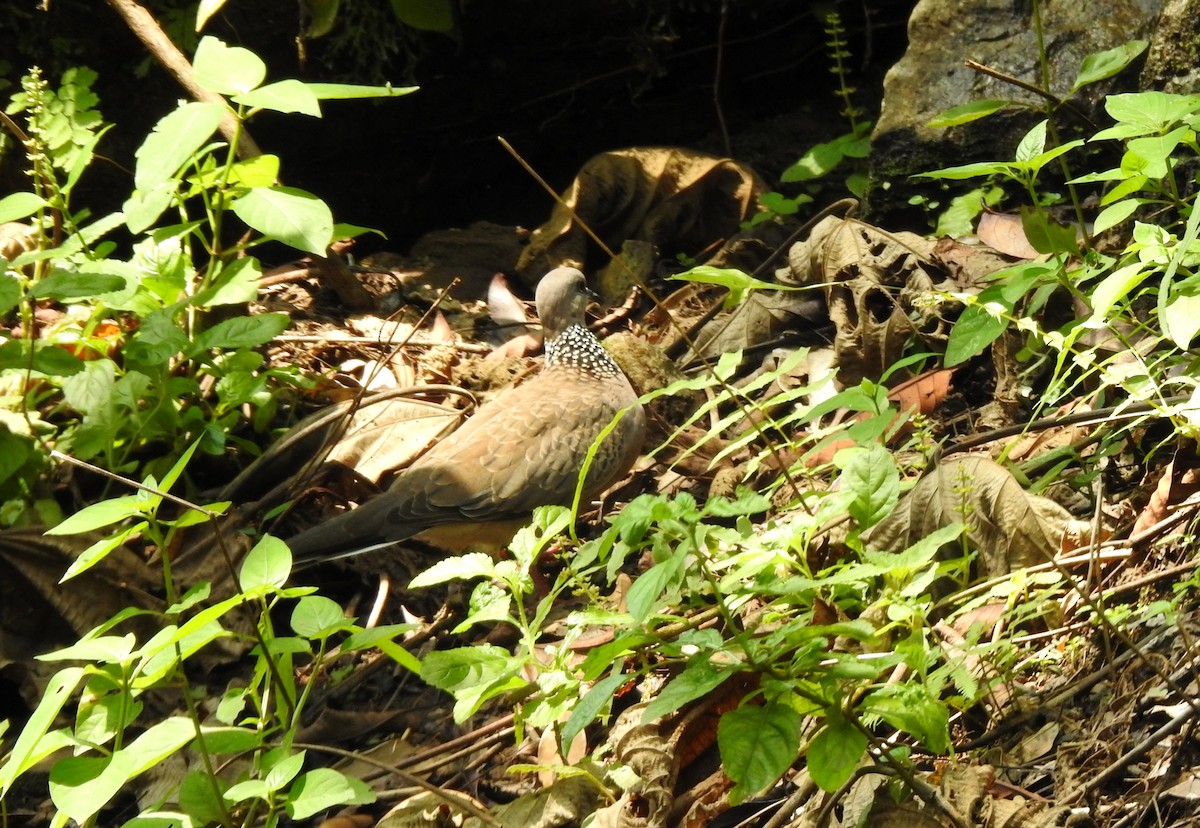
[
  {"x1": 782, "y1": 215, "x2": 954, "y2": 387},
  {"x1": 516, "y1": 147, "x2": 765, "y2": 303},
  {"x1": 864, "y1": 455, "x2": 1091, "y2": 578}
]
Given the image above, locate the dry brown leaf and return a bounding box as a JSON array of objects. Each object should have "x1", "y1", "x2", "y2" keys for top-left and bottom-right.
[
  {"x1": 783, "y1": 215, "x2": 953, "y2": 387},
  {"x1": 977, "y1": 210, "x2": 1040, "y2": 259},
  {"x1": 516, "y1": 147, "x2": 765, "y2": 302},
  {"x1": 1131, "y1": 442, "x2": 1200, "y2": 536},
  {"x1": 864, "y1": 456, "x2": 1090, "y2": 578}
]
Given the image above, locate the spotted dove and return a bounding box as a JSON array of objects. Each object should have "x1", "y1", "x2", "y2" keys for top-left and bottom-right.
[{"x1": 286, "y1": 267, "x2": 646, "y2": 564}]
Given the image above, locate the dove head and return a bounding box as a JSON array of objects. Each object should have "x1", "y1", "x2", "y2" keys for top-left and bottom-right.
[
  {"x1": 536, "y1": 267, "x2": 623, "y2": 379},
  {"x1": 536, "y1": 267, "x2": 592, "y2": 340}
]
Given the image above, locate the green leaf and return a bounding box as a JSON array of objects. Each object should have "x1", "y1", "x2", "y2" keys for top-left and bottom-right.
[
  {"x1": 240, "y1": 534, "x2": 292, "y2": 589},
  {"x1": 410, "y1": 551, "x2": 497, "y2": 587},
  {"x1": 1020, "y1": 205, "x2": 1079, "y2": 255},
  {"x1": 642, "y1": 655, "x2": 735, "y2": 721},
  {"x1": 421, "y1": 644, "x2": 520, "y2": 693},
  {"x1": 1163, "y1": 289, "x2": 1200, "y2": 349},
  {"x1": 45, "y1": 493, "x2": 153, "y2": 535},
  {"x1": 135, "y1": 102, "x2": 225, "y2": 191},
  {"x1": 719, "y1": 703, "x2": 803, "y2": 802},
  {"x1": 234, "y1": 79, "x2": 322, "y2": 117},
  {"x1": 195, "y1": 257, "x2": 262, "y2": 307},
  {"x1": 1100, "y1": 91, "x2": 1200, "y2": 139},
  {"x1": 927, "y1": 99, "x2": 1010, "y2": 128},
  {"x1": 0, "y1": 192, "x2": 44, "y2": 223},
  {"x1": 305, "y1": 82, "x2": 419, "y2": 100},
  {"x1": 1126, "y1": 126, "x2": 1191, "y2": 179},
  {"x1": 944, "y1": 303, "x2": 1008, "y2": 367},
  {"x1": 915, "y1": 160, "x2": 1015, "y2": 181},
  {"x1": 837, "y1": 443, "x2": 899, "y2": 528},
  {"x1": 193, "y1": 36, "x2": 266, "y2": 95},
  {"x1": 31, "y1": 270, "x2": 125, "y2": 301},
  {"x1": 1015, "y1": 120, "x2": 1048, "y2": 163},
  {"x1": 1089, "y1": 262, "x2": 1149, "y2": 320},
  {"x1": 49, "y1": 717, "x2": 196, "y2": 824},
  {"x1": 0, "y1": 668, "x2": 85, "y2": 796},
  {"x1": 303, "y1": 0, "x2": 340, "y2": 38},
  {"x1": 806, "y1": 713, "x2": 867, "y2": 792},
  {"x1": 1093, "y1": 199, "x2": 1140, "y2": 235},
  {"x1": 265, "y1": 751, "x2": 306, "y2": 792},
  {"x1": 195, "y1": 0, "x2": 228, "y2": 32},
  {"x1": 561, "y1": 672, "x2": 629, "y2": 749},
  {"x1": 0, "y1": 273, "x2": 20, "y2": 314},
  {"x1": 61, "y1": 358, "x2": 116, "y2": 415},
  {"x1": 61, "y1": 523, "x2": 145, "y2": 582},
  {"x1": 866, "y1": 685, "x2": 950, "y2": 753},
  {"x1": 781, "y1": 138, "x2": 847, "y2": 183},
  {"x1": 291, "y1": 595, "x2": 354, "y2": 639},
  {"x1": 231, "y1": 186, "x2": 333, "y2": 255},
  {"x1": 191, "y1": 312, "x2": 290, "y2": 354},
  {"x1": 625, "y1": 553, "x2": 684, "y2": 622},
  {"x1": 672, "y1": 265, "x2": 782, "y2": 308},
  {"x1": 1073, "y1": 40, "x2": 1148, "y2": 92},
  {"x1": 0, "y1": 428, "x2": 32, "y2": 486},
  {"x1": 389, "y1": 0, "x2": 454, "y2": 31},
  {"x1": 286, "y1": 768, "x2": 374, "y2": 820}
]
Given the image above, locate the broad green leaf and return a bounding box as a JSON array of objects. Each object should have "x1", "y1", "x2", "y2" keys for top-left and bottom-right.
[
  {"x1": 0, "y1": 428, "x2": 32, "y2": 485},
  {"x1": 944, "y1": 303, "x2": 1008, "y2": 367},
  {"x1": 234, "y1": 79, "x2": 322, "y2": 117},
  {"x1": 1089, "y1": 261, "x2": 1148, "y2": 319},
  {"x1": 291, "y1": 595, "x2": 354, "y2": 639},
  {"x1": 32, "y1": 270, "x2": 125, "y2": 301},
  {"x1": 1102, "y1": 91, "x2": 1200, "y2": 138},
  {"x1": 1163, "y1": 289, "x2": 1200, "y2": 349},
  {"x1": 782, "y1": 137, "x2": 850, "y2": 182},
  {"x1": 1015, "y1": 120, "x2": 1048, "y2": 163},
  {"x1": 642, "y1": 655, "x2": 735, "y2": 721},
  {"x1": 191, "y1": 311, "x2": 290, "y2": 353},
  {"x1": 421, "y1": 644, "x2": 519, "y2": 693},
  {"x1": 264, "y1": 751, "x2": 306, "y2": 792},
  {"x1": 0, "y1": 667, "x2": 84, "y2": 796},
  {"x1": 197, "y1": 726, "x2": 263, "y2": 754},
  {"x1": 1072, "y1": 40, "x2": 1148, "y2": 92},
  {"x1": 865, "y1": 684, "x2": 950, "y2": 752},
  {"x1": 561, "y1": 672, "x2": 630, "y2": 749},
  {"x1": 61, "y1": 358, "x2": 116, "y2": 415},
  {"x1": 195, "y1": 0, "x2": 228, "y2": 31},
  {"x1": 1126, "y1": 126, "x2": 1192, "y2": 178},
  {"x1": 134, "y1": 102, "x2": 225, "y2": 191},
  {"x1": 837, "y1": 443, "x2": 899, "y2": 528},
  {"x1": 231, "y1": 186, "x2": 333, "y2": 255},
  {"x1": 193, "y1": 36, "x2": 266, "y2": 95},
  {"x1": 286, "y1": 768, "x2": 374, "y2": 820},
  {"x1": 305, "y1": 82, "x2": 419, "y2": 100},
  {"x1": 45, "y1": 493, "x2": 153, "y2": 535},
  {"x1": 180, "y1": 768, "x2": 231, "y2": 825},
  {"x1": 0, "y1": 273, "x2": 19, "y2": 314},
  {"x1": 389, "y1": 0, "x2": 454, "y2": 31},
  {"x1": 123, "y1": 182, "x2": 177, "y2": 235},
  {"x1": 240, "y1": 534, "x2": 292, "y2": 589},
  {"x1": 49, "y1": 716, "x2": 196, "y2": 824},
  {"x1": 625, "y1": 553, "x2": 684, "y2": 622},
  {"x1": 718, "y1": 703, "x2": 803, "y2": 802},
  {"x1": 61, "y1": 523, "x2": 145, "y2": 582},
  {"x1": 927, "y1": 99, "x2": 1009, "y2": 128},
  {"x1": 304, "y1": 0, "x2": 340, "y2": 38},
  {"x1": 806, "y1": 713, "x2": 867, "y2": 792},
  {"x1": 0, "y1": 339, "x2": 83, "y2": 376},
  {"x1": 0, "y1": 191, "x2": 44, "y2": 223},
  {"x1": 196, "y1": 257, "x2": 262, "y2": 307},
  {"x1": 1020, "y1": 205, "x2": 1079, "y2": 255}
]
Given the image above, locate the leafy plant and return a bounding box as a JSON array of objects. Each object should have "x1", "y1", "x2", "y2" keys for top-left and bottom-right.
[{"x1": 0, "y1": 37, "x2": 413, "y2": 521}]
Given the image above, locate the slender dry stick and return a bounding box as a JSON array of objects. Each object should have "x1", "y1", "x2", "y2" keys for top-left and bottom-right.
[{"x1": 104, "y1": 0, "x2": 262, "y2": 159}]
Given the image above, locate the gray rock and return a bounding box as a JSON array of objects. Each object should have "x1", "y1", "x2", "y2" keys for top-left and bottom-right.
[{"x1": 866, "y1": 0, "x2": 1166, "y2": 227}]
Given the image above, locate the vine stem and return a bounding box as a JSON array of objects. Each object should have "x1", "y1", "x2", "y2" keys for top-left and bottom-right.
[{"x1": 103, "y1": 0, "x2": 263, "y2": 159}]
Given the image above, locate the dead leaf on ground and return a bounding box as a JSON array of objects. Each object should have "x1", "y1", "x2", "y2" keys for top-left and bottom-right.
[
  {"x1": 782, "y1": 215, "x2": 955, "y2": 387},
  {"x1": 516, "y1": 147, "x2": 765, "y2": 303},
  {"x1": 864, "y1": 455, "x2": 1092, "y2": 578}
]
